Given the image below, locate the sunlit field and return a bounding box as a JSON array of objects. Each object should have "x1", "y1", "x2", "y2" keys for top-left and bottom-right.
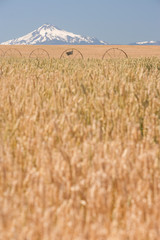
[
  {"x1": 0, "y1": 57, "x2": 160, "y2": 240},
  {"x1": 0, "y1": 45, "x2": 160, "y2": 58}
]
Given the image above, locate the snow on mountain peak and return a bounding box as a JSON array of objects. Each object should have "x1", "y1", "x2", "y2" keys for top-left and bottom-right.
[
  {"x1": 1, "y1": 24, "x2": 108, "y2": 45},
  {"x1": 38, "y1": 23, "x2": 59, "y2": 32},
  {"x1": 136, "y1": 40, "x2": 156, "y2": 45},
  {"x1": 130, "y1": 40, "x2": 160, "y2": 45}
]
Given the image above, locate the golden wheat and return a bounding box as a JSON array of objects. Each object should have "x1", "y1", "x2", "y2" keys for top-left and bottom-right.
[{"x1": 0, "y1": 57, "x2": 160, "y2": 240}]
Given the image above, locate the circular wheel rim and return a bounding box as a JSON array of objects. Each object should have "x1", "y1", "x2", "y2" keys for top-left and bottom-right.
[
  {"x1": 60, "y1": 48, "x2": 83, "y2": 59},
  {"x1": 29, "y1": 48, "x2": 50, "y2": 59},
  {"x1": 4, "y1": 48, "x2": 22, "y2": 58},
  {"x1": 102, "y1": 48, "x2": 128, "y2": 59}
]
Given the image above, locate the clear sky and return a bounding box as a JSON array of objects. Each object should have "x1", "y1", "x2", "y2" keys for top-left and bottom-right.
[{"x1": 0, "y1": 0, "x2": 160, "y2": 44}]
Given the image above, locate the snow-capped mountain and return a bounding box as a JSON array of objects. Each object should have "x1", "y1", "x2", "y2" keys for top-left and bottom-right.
[
  {"x1": 1, "y1": 24, "x2": 108, "y2": 45},
  {"x1": 130, "y1": 40, "x2": 160, "y2": 45}
]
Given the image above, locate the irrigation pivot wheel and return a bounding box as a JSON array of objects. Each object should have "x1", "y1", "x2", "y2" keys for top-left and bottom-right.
[
  {"x1": 102, "y1": 48, "x2": 128, "y2": 59},
  {"x1": 0, "y1": 49, "x2": 4, "y2": 57},
  {"x1": 29, "y1": 48, "x2": 50, "y2": 59},
  {"x1": 4, "y1": 48, "x2": 22, "y2": 58},
  {"x1": 60, "y1": 48, "x2": 83, "y2": 59}
]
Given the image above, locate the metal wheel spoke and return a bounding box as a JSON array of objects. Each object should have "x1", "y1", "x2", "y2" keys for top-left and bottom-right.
[
  {"x1": 29, "y1": 48, "x2": 50, "y2": 59},
  {"x1": 103, "y1": 48, "x2": 128, "y2": 59},
  {"x1": 60, "y1": 48, "x2": 83, "y2": 60},
  {"x1": 0, "y1": 49, "x2": 4, "y2": 57},
  {"x1": 73, "y1": 53, "x2": 79, "y2": 59},
  {"x1": 4, "y1": 48, "x2": 22, "y2": 58},
  {"x1": 107, "y1": 52, "x2": 112, "y2": 58}
]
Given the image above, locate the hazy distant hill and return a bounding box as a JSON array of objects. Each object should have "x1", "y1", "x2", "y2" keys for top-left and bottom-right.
[{"x1": 130, "y1": 40, "x2": 160, "y2": 45}]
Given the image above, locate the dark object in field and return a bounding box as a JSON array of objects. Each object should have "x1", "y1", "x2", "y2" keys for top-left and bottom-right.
[
  {"x1": 66, "y1": 50, "x2": 73, "y2": 56},
  {"x1": 102, "y1": 48, "x2": 128, "y2": 59},
  {"x1": 60, "y1": 48, "x2": 83, "y2": 59}
]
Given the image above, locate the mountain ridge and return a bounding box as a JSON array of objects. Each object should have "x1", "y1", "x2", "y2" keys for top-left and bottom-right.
[
  {"x1": 1, "y1": 24, "x2": 160, "y2": 45},
  {"x1": 1, "y1": 24, "x2": 108, "y2": 45}
]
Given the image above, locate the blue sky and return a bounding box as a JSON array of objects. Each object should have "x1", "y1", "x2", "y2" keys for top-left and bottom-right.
[{"x1": 0, "y1": 0, "x2": 160, "y2": 44}]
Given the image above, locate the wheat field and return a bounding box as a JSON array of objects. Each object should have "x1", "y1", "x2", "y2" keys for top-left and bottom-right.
[
  {"x1": 0, "y1": 56, "x2": 160, "y2": 240},
  {"x1": 0, "y1": 45, "x2": 160, "y2": 58}
]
